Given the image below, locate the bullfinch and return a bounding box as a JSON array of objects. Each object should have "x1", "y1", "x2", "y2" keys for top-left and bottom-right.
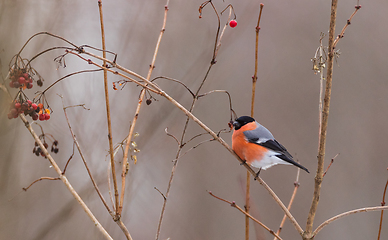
[{"x1": 231, "y1": 116, "x2": 309, "y2": 176}]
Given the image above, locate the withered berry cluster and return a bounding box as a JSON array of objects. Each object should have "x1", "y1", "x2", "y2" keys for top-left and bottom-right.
[{"x1": 33, "y1": 140, "x2": 59, "y2": 158}]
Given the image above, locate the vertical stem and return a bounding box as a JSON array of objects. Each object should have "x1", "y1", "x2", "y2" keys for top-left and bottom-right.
[
  {"x1": 247, "y1": 4, "x2": 263, "y2": 240},
  {"x1": 377, "y1": 175, "x2": 388, "y2": 240},
  {"x1": 98, "y1": 0, "x2": 119, "y2": 217},
  {"x1": 305, "y1": 0, "x2": 338, "y2": 237},
  {"x1": 245, "y1": 171, "x2": 250, "y2": 240},
  {"x1": 119, "y1": 0, "x2": 170, "y2": 215}
]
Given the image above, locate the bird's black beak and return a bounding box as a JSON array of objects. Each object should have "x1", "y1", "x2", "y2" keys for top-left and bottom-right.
[{"x1": 232, "y1": 120, "x2": 241, "y2": 130}]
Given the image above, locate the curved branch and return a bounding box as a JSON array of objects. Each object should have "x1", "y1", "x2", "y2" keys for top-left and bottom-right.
[
  {"x1": 26, "y1": 46, "x2": 75, "y2": 67},
  {"x1": 165, "y1": 128, "x2": 181, "y2": 146},
  {"x1": 151, "y1": 76, "x2": 195, "y2": 97},
  {"x1": 313, "y1": 206, "x2": 388, "y2": 237},
  {"x1": 40, "y1": 69, "x2": 104, "y2": 95},
  {"x1": 197, "y1": 89, "x2": 235, "y2": 122},
  {"x1": 17, "y1": 32, "x2": 79, "y2": 56}
]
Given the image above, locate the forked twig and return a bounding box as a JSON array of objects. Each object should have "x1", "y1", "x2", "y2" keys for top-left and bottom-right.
[{"x1": 208, "y1": 191, "x2": 283, "y2": 240}]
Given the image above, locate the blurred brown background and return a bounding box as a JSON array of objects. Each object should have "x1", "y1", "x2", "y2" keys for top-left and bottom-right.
[{"x1": 1, "y1": 0, "x2": 387, "y2": 239}]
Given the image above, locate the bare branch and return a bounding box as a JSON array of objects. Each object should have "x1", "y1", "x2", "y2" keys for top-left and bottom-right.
[{"x1": 313, "y1": 206, "x2": 388, "y2": 237}]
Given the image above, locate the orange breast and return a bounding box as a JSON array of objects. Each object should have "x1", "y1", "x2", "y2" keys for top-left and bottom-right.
[{"x1": 232, "y1": 122, "x2": 267, "y2": 166}]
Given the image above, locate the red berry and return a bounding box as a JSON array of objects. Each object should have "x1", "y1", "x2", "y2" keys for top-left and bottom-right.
[
  {"x1": 32, "y1": 103, "x2": 38, "y2": 110},
  {"x1": 9, "y1": 81, "x2": 14, "y2": 88},
  {"x1": 23, "y1": 73, "x2": 29, "y2": 79},
  {"x1": 39, "y1": 114, "x2": 45, "y2": 121},
  {"x1": 26, "y1": 83, "x2": 33, "y2": 89},
  {"x1": 27, "y1": 100, "x2": 32, "y2": 105},
  {"x1": 7, "y1": 113, "x2": 13, "y2": 119},
  {"x1": 15, "y1": 102, "x2": 21, "y2": 109},
  {"x1": 18, "y1": 77, "x2": 26, "y2": 85},
  {"x1": 13, "y1": 81, "x2": 20, "y2": 88},
  {"x1": 229, "y1": 20, "x2": 237, "y2": 28},
  {"x1": 45, "y1": 113, "x2": 51, "y2": 120}
]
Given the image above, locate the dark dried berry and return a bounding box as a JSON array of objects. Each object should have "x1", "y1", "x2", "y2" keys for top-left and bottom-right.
[
  {"x1": 53, "y1": 148, "x2": 58, "y2": 154},
  {"x1": 146, "y1": 99, "x2": 152, "y2": 105},
  {"x1": 37, "y1": 79, "x2": 43, "y2": 87},
  {"x1": 53, "y1": 140, "x2": 58, "y2": 146},
  {"x1": 32, "y1": 114, "x2": 38, "y2": 121},
  {"x1": 43, "y1": 142, "x2": 48, "y2": 149}
]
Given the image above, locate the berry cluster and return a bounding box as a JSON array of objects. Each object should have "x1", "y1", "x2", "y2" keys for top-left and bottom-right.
[
  {"x1": 33, "y1": 139, "x2": 59, "y2": 158},
  {"x1": 8, "y1": 68, "x2": 43, "y2": 89},
  {"x1": 7, "y1": 92, "x2": 51, "y2": 121}
]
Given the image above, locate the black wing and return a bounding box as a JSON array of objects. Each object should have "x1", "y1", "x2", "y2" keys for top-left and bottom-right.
[{"x1": 249, "y1": 138, "x2": 310, "y2": 173}]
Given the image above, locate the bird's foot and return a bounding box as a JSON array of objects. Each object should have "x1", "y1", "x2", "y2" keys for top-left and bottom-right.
[{"x1": 254, "y1": 168, "x2": 262, "y2": 181}]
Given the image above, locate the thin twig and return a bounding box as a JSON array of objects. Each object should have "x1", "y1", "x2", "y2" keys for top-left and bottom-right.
[
  {"x1": 274, "y1": 168, "x2": 300, "y2": 240},
  {"x1": 40, "y1": 69, "x2": 104, "y2": 95},
  {"x1": 16, "y1": 32, "x2": 79, "y2": 57},
  {"x1": 208, "y1": 191, "x2": 283, "y2": 240},
  {"x1": 151, "y1": 76, "x2": 195, "y2": 97},
  {"x1": 251, "y1": 3, "x2": 264, "y2": 117},
  {"x1": 119, "y1": 0, "x2": 170, "y2": 218},
  {"x1": 165, "y1": 128, "x2": 181, "y2": 146},
  {"x1": 332, "y1": 5, "x2": 361, "y2": 49},
  {"x1": 23, "y1": 177, "x2": 60, "y2": 191},
  {"x1": 98, "y1": 0, "x2": 120, "y2": 218},
  {"x1": 323, "y1": 153, "x2": 339, "y2": 177},
  {"x1": 62, "y1": 141, "x2": 75, "y2": 174},
  {"x1": 377, "y1": 170, "x2": 388, "y2": 240},
  {"x1": 247, "y1": 4, "x2": 264, "y2": 239},
  {"x1": 61, "y1": 96, "x2": 113, "y2": 216}
]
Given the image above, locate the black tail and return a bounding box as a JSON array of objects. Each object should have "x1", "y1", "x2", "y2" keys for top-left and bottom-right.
[{"x1": 278, "y1": 154, "x2": 309, "y2": 173}]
